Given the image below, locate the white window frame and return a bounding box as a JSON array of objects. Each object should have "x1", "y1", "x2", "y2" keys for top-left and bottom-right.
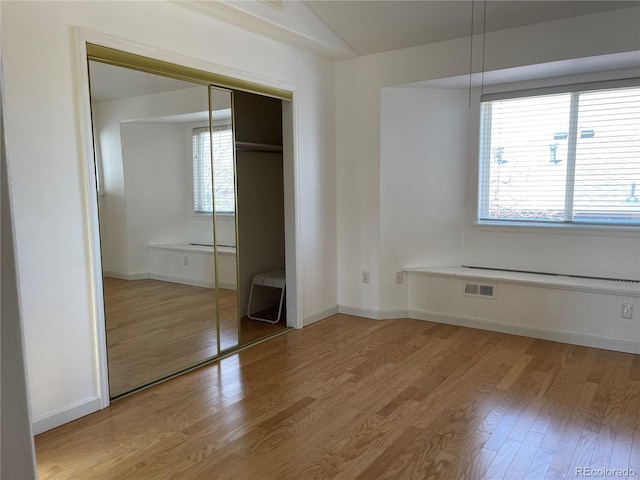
[{"x1": 478, "y1": 78, "x2": 640, "y2": 228}]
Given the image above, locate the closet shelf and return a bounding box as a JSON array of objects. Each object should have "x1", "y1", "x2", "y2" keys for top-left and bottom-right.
[{"x1": 235, "y1": 141, "x2": 283, "y2": 153}]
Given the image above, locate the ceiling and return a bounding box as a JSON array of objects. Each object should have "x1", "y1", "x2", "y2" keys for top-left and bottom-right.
[
  {"x1": 303, "y1": 1, "x2": 638, "y2": 56},
  {"x1": 90, "y1": 1, "x2": 639, "y2": 100}
]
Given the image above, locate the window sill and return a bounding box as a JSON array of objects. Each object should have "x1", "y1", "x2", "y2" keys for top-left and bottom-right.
[
  {"x1": 192, "y1": 212, "x2": 236, "y2": 218},
  {"x1": 148, "y1": 244, "x2": 236, "y2": 255},
  {"x1": 474, "y1": 220, "x2": 640, "y2": 236}
]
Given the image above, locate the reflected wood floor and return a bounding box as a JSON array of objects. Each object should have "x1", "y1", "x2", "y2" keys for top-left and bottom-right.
[
  {"x1": 36, "y1": 315, "x2": 640, "y2": 479},
  {"x1": 104, "y1": 278, "x2": 287, "y2": 395}
]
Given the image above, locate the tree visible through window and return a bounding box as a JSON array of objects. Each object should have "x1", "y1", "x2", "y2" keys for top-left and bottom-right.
[
  {"x1": 478, "y1": 82, "x2": 640, "y2": 225},
  {"x1": 192, "y1": 126, "x2": 235, "y2": 214}
]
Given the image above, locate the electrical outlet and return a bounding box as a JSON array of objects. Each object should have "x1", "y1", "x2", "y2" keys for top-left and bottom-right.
[
  {"x1": 362, "y1": 271, "x2": 370, "y2": 284},
  {"x1": 395, "y1": 272, "x2": 403, "y2": 284},
  {"x1": 622, "y1": 303, "x2": 633, "y2": 319},
  {"x1": 183, "y1": 256, "x2": 189, "y2": 266}
]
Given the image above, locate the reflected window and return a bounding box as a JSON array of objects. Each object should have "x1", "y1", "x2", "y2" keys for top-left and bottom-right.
[{"x1": 193, "y1": 126, "x2": 235, "y2": 214}]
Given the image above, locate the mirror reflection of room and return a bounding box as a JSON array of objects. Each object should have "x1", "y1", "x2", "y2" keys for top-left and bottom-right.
[
  {"x1": 89, "y1": 60, "x2": 290, "y2": 399},
  {"x1": 89, "y1": 61, "x2": 228, "y2": 397}
]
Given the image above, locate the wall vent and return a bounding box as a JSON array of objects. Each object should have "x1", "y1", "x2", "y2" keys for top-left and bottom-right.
[
  {"x1": 479, "y1": 285, "x2": 494, "y2": 296},
  {"x1": 464, "y1": 283, "x2": 496, "y2": 298},
  {"x1": 464, "y1": 284, "x2": 478, "y2": 295}
]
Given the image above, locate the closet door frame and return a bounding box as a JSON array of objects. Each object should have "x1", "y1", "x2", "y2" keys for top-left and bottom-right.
[{"x1": 75, "y1": 28, "x2": 300, "y2": 410}]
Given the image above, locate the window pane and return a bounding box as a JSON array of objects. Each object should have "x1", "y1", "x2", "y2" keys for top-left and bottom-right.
[
  {"x1": 211, "y1": 127, "x2": 235, "y2": 213},
  {"x1": 193, "y1": 129, "x2": 213, "y2": 213},
  {"x1": 482, "y1": 94, "x2": 571, "y2": 221},
  {"x1": 573, "y1": 87, "x2": 640, "y2": 224},
  {"x1": 193, "y1": 127, "x2": 235, "y2": 214}
]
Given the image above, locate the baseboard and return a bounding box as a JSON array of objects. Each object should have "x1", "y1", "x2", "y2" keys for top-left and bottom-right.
[
  {"x1": 32, "y1": 396, "x2": 101, "y2": 435},
  {"x1": 408, "y1": 309, "x2": 640, "y2": 355},
  {"x1": 338, "y1": 305, "x2": 383, "y2": 320},
  {"x1": 380, "y1": 309, "x2": 409, "y2": 320},
  {"x1": 316, "y1": 304, "x2": 639, "y2": 353},
  {"x1": 103, "y1": 271, "x2": 150, "y2": 281},
  {"x1": 303, "y1": 306, "x2": 339, "y2": 326},
  {"x1": 149, "y1": 273, "x2": 216, "y2": 289}
]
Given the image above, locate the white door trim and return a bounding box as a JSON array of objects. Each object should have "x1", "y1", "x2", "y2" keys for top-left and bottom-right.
[{"x1": 73, "y1": 27, "x2": 303, "y2": 410}]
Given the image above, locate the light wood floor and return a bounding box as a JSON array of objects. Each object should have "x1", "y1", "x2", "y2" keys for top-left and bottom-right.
[
  {"x1": 37, "y1": 315, "x2": 640, "y2": 479},
  {"x1": 104, "y1": 278, "x2": 287, "y2": 396}
]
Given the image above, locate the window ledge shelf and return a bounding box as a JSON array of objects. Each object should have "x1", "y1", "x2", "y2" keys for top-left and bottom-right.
[
  {"x1": 404, "y1": 266, "x2": 640, "y2": 297},
  {"x1": 148, "y1": 244, "x2": 236, "y2": 255}
]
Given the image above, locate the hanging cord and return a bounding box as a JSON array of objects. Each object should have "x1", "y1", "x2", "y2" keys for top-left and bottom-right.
[
  {"x1": 468, "y1": 0, "x2": 475, "y2": 108},
  {"x1": 469, "y1": 0, "x2": 488, "y2": 108},
  {"x1": 481, "y1": 0, "x2": 487, "y2": 99}
]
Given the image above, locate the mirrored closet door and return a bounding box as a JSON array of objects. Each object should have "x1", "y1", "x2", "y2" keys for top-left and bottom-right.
[
  {"x1": 89, "y1": 61, "x2": 233, "y2": 398},
  {"x1": 87, "y1": 46, "x2": 291, "y2": 399},
  {"x1": 208, "y1": 86, "x2": 240, "y2": 351}
]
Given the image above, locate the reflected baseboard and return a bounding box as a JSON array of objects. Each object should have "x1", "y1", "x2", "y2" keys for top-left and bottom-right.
[
  {"x1": 149, "y1": 273, "x2": 215, "y2": 289},
  {"x1": 103, "y1": 271, "x2": 237, "y2": 290},
  {"x1": 104, "y1": 271, "x2": 150, "y2": 281}
]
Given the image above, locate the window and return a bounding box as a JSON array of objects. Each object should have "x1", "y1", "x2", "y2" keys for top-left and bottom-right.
[
  {"x1": 478, "y1": 80, "x2": 640, "y2": 226},
  {"x1": 192, "y1": 125, "x2": 235, "y2": 214}
]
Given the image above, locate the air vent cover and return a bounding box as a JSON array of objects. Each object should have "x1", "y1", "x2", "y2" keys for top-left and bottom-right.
[
  {"x1": 464, "y1": 284, "x2": 478, "y2": 295},
  {"x1": 464, "y1": 283, "x2": 496, "y2": 298},
  {"x1": 479, "y1": 285, "x2": 494, "y2": 296}
]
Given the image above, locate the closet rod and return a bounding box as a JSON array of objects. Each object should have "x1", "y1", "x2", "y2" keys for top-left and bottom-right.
[{"x1": 235, "y1": 141, "x2": 283, "y2": 153}]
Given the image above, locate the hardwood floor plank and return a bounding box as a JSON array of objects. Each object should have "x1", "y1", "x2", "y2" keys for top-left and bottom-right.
[
  {"x1": 564, "y1": 417, "x2": 604, "y2": 476},
  {"x1": 629, "y1": 354, "x2": 640, "y2": 382},
  {"x1": 603, "y1": 356, "x2": 636, "y2": 472},
  {"x1": 462, "y1": 447, "x2": 498, "y2": 480},
  {"x1": 539, "y1": 348, "x2": 598, "y2": 451},
  {"x1": 629, "y1": 424, "x2": 640, "y2": 475},
  {"x1": 368, "y1": 357, "x2": 514, "y2": 479},
  {"x1": 441, "y1": 420, "x2": 493, "y2": 479},
  {"x1": 504, "y1": 430, "x2": 545, "y2": 479},
  {"x1": 544, "y1": 381, "x2": 598, "y2": 479},
  {"x1": 496, "y1": 354, "x2": 533, "y2": 391},
  {"x1": 257, "y1": 396, "x2": 317, "y2": 430},
  {"x1": 523, "y1": 446, "x2": 555, "y2": 480},
  {"x1": 585, "y1": 352, "x2": 623, "y2": 467},
  {"x1": 482, "y1": 438, "x2": 521, "y2": 479},
  {"x1": 482, "y1": 367, "x2": 546, "y2": 451},
  {"x1": 35, "y1": 315, "x2": 640, "y2": 480}
]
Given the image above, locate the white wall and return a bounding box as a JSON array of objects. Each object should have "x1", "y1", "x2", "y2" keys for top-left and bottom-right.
[
  {"x1": 120, "y1": 122, "x2": 189, "y2": 274},
  {"x1": 336, "y1": 6, "x2": 640, "y2": 315},
  {"x1": 147, "y1": 245, "x2": 236, "y2": 289},
  {"x1": 379, "y1": 87, "x2": 468, "y2": 313},
  {"x1": 2, "y1": 0, "x2": 336, "y2": 431},
  {"x1": 92, "y1": 86, "x2": 210, "y2": 274}
]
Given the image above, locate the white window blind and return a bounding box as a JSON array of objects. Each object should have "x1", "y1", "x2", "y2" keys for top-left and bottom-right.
[
  {"x1": 192, "y1": 125, "x2": 235, "y2": 214},
  {"x1": 478, "y1": 81, "x2": 640, "y2": 226}
]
